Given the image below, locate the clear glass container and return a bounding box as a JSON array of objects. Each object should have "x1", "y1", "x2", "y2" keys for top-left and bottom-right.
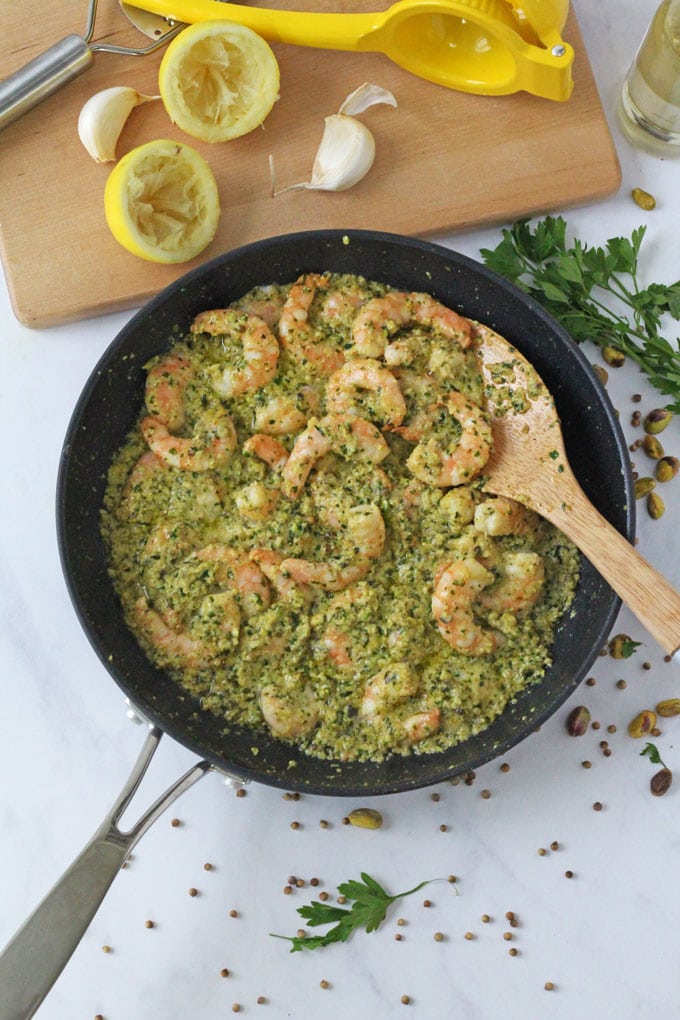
[{"x1": 619, "y1": 0, "x2": 680, "y2": 154}]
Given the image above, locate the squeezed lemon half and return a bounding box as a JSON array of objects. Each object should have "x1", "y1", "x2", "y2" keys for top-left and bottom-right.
[
  {"x1": 158, "y1": 21, "x2": 280, "y2": 143},
  {"x1": 104, "y1": 139, "x2": 220, "y2": 264}
]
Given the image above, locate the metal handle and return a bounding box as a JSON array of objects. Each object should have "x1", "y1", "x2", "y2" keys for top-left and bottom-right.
[
  {"x1": 0, "y1": 727, "x2": 212, "y2": 1019},
  {"x1": 0, "y1": 34, "x2": 94, "y2": 132}
]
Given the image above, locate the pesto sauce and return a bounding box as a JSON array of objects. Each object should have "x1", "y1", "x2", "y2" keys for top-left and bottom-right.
[{"x1": 101, "y1": 275, "x2": 580, "y2": 763}]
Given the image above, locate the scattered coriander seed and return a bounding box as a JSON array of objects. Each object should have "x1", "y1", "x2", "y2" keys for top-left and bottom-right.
[
  {"x1": 500, "y1": 763, "x2": 511, "y2": 773},
  {"x1": 188, "y1": 888, "x2": 198, "y2": 897},
  {"x1": 616, "y1": 679, "x2": 627, "y2": 690},
  {"x1": 204, "y1": 862, "x2": 214, "y2": 871},
  {"x1": 232, "y1": 1004, "x2": 241, "y2": 1013},
  {"x1": 447, "y1": 875, "x2": 457, "y2": 883},
  {"x1": 320, "y1": 980, "x2": 329, "y2": 989},
  {"x1": 582, "y1": 760, "x2": 592, "y2": 769},
  {"x1": 145, "y1": 920, "x2": 154, "y2": 929},
  {"x1": 481, "y1": 914, "x2": 491, "y2": 923},
  {"x1": 591, "y1": 720, "x2": 601, "y2": 730},
  {"x1": 290, "y1": 821, "x2": 300, "y2": 830},
  {"x1": 297, "y1": 929, "x2": 306, "y2": 938},
  {"x1": 544, "y1": 982, "x2": 555, "y2": 991},
  {"x1": 287, "y1": 875, "x2": 297, "y2": 884},
  {"x1": 538, "y1": 847, "x2": 547, "y2": 855},
  {"x1": 95, "y1": 1015, "x2": 104, "y2": 1020},
  {"x1": 401, "y1": 995, "x2": 411, "y2": 1005},
  {"x1": 550, "y1": 841, "x2": 560, "y2": 851},
  {"x1": 423, "y1": 899, "x2": 432, "y2": 908},
  {"x1": 603, "y1": 748, "x2": 612, "y2": 757},
  {"x1": 632, "y1": 393, "x2": 642, "y2": 402},
  {"x1": 464, "y1": 931, "x2": 474, "y2": 940},
  {"x1": 310, "y1": 877, "x2": 320, "y2": 886},
  {"x1": 665, "y1": 654, "x2": 673, "y2": 662},
  {"x1": 296, "y1": 879, "x2": 305, "y2": 888},
  {"x1": 341, "y1": 816, "x2": 350, "y2": 825},
  {"x1": 481, "y1": 789, "x2": 491, "y2": 799},
  {"x1": 510, "y1": 918, "x2": 519, "y2": 928},
  {"x1": 439, "y1": 824, "x2": 448, "y2": 832},
  {"x1": 431, "y1": 793, "x2": 440, "y2": 802},
  {"x1": 505, "y1": 911, "x2": 515, "y2": 920},
  {"x1": 319, "y1": 820, "x2": 329, "y2": 828},
  {"x1": 585, "y1": 676, "x2": 596, "y2": 686},
  {"x1": 607, "y1": 724, "x2": 617, "y2": 733},
  {"x1": 229, "y1": 909, "x2": 238, "y2": 918},
  {"x1": 257, "y1": 996, "x2": 266, "y2": 1004},
  {"x1": 319, "y1": 891, "x2": 329, "y2": 901},
  {"x1": 434, "y1": 932, "x2": 444, "y2": 942},
  {"x1": 171, "y1": 818, "x2": 181, "y2": 827},
  {"x1": 236, "y1": 788, "x2": 247, "y2": 798},
  {"x1": 593, "y1": 802, "x2": 603, "y2": 811},
  {"x1": 337, "y1": 895, "x2": 347, "y2": 904},
  {"x1": 600, "y1": 740, "x2": 609, "y2": 749},
  {"x1": 220, "y1": 968, "x2": 230, "y2": 978},
  {"x1": 508, "y1": 948, "x2": 519, "y2": 956},
  {"x1": 394, "y1": 933, "x2": 403, "y2": 941},
  {"x1": 102, "y1": 945, "x2": 112, "y2": 954},
  {"x1": 651, "y1": 727, "x2": 662, "y2": 737},
  {"x1": 283, "y1": 885, "x2": 292, "y2": 895},
  {"x1": 397, "y1": 918, "x2": 407, "y2": 926},
  {"x1": 642, "y1": 661, "x2": 652, "y2": 671},
  {"x1": 503, "y1": 932, "x2": 513, "y2": 941},
  {"x1": 565, "y1": 870, "x2": 574, "y2": 878}
]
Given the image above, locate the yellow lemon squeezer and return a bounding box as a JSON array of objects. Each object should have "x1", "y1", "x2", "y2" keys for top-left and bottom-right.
[{"x1": 126, "y1": 0, "x2": 574, "y2": 101}]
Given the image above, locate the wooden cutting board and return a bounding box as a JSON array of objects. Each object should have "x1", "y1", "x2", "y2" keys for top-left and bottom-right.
[{"x1": 0, "y1": 1, "x2": 620, "y2": 328}]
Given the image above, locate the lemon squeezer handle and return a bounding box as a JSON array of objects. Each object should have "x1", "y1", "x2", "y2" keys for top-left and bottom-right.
[
  {"x1": 125, "y1": 0, "x2": 382, "y2": 50},
  {"x1": 0, "y1": 34, "x2": 94, "y2": 132}
]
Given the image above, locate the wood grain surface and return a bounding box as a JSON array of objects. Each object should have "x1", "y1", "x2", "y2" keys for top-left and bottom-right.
[{"x1": 0, "y1": 1, "x2": 620, "y2": 327}]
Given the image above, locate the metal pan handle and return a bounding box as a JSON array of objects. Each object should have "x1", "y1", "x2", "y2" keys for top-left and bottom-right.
[
  {"x1": 0, "y1": 726, "x2": 212, "y2": 1020},
  {"x1": 0, "y1": 34, "x2": 94, "y2": 132}
]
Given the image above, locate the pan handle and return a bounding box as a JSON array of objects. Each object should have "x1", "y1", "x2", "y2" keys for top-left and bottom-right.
[
  {"x1": 0, "y1": 726, "x2": 212, "y2": 1020},
  {"x1": 0, "y1": 34, "x2": 95, "y2": 132}
]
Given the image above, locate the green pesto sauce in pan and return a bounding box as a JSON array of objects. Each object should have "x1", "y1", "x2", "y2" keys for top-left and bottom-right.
[{"x1": 101, "y1": 273, "x2": 579, "y2": 763}]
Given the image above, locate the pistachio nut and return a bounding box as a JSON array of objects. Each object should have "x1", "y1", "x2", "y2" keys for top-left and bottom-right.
[
  {"x1": 656, "y1": 698, "x2": 680, "y2": 718},
  {"x1": 656, "y1": 456, "x2": 680, "y2": 483},
  {"x1": 628, "y1": 709, "x2": 657, "y2": 739},
  {"x1": 346, "y1": 807, "x2": 383, "y2": 829},
  {"x1": 632, "y1": 187, "x2": 656, "y2": 210},
  {"x1": 634, "y1": 477, "x2": 656, "y2": 499},
  {"x1": 644, "y1": 409, "x2": 673, "y2": 435},
  {"x1": 566, "y1": 705, "x2": 591, "y2": 737},
  {"x1": 602, "y1": 346, "x2": 625, "y2": 368},
  {"x1": 592, "y1": 364, "x2": 608, "y2": 386},
  {"x1": 650, "y1": 767, "x2": 672, "y2": 797},
  {"x1": 647, "y1": 491, "x2": 665, "y2": 519},
  {"x1": 608, "y1": 633, "x2": 639, "y2": 659},
  {"x1": 641, "y1": 435, "x2": 664, "y2": 460}
]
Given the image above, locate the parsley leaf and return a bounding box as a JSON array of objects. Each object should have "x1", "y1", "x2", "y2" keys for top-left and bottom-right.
[
  {"x1": 641, "y1": 742, "x2": 668, "y2": 768},
  {"x1": 480, "y1": 217, "x2": 680, "y2": 412},
  {"x1": 271, "y1": 872, "x2": 432, "y2": 952}
]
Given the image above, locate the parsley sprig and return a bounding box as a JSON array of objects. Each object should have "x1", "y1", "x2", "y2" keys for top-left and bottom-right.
[
  {"x1": 271, "y1": 871, "x2": 432, "y2": 952},
  {"x1": 641, "y1": 742, "x2": 668, "y2": 768},
  {"x1": 480, "y1": 217, "x2": 680, "y2": 412}
]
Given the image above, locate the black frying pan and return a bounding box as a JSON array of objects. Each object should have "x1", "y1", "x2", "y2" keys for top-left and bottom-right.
[
  {"x1": 57, "y1": 229, "x2": 633, "y2": 796},
  {"x1": 0, "y1": 230, "x2": 633, "y2": 1018}
]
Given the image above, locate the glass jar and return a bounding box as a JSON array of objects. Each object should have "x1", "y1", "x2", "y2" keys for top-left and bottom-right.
[{"x1": 619, "y1": 0, "x2": 680, "y2": 154}]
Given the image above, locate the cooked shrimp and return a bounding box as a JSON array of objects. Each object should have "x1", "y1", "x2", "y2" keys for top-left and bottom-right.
[
  {"x1": 234, "y1": 285, "x2": 285, "y2": 329},
  {"x1": 252, "y1": 387, "x2": 319, "y2": 436},
  {"x1": 144, "y1": 353, "x2": 194, "y2": 432},
  {"x1": 278, "y1": 273, "x2": 345, "y2": 376},
  {"x1": 193, "y1": 309, "x2": 280, "y2": 399},
  {"x1": 132, "y1": 596, "x2": 236, "y2": 670},
  {"x1": 259, "y1": 683, "x2": 320, "y2": 739},
  {"x1": 249, "y1": 549, "x2": 312, "y2": 604},
  {"x1": 432, "y1": 558, "x2": 500, "y2": 656},
  {"x1": 473, "y1": 497, "x2": 540, "y2": 537},
  {"x1": 280, "y1": 503, "x2": 385, "y2": 591},
  {"x1": 234, "y1": 481, "x2": 280, "y2": 522},
  {"x1": 403, "y1": 709, "x2": 441, "y2": 744},
  {"x1": 360, "y1": 662, "x2": 419, "y2": 720},
  {"x1": 440, "y1": 488, "x2": 476, "y2": 529},
  {"x1": 351, "y1": 291, "x2": 472, "y2": 358},
  {"x1": 325, "y1": 358, "x2": 406, "y2": 427},
  {"x1": 193, "y1": 544, "x2": 271, "y2": 616},
  {"x1": 319, "y1": 583, "x2": 375, "y2": 668},
  {"x1": 141, "y1": 407, "x2": 237, "y2": 471},
  {"x1": 281, "y1": 414, "x2": 389, "y2": 499},
  {"x1": 322, "y1": 629, "x2": 353, "y2": 668},
  {"x1": 120, "y1": 451, "x2": 168, "y2": 519},
  {"x1": 406, "y1": 390, "x2": 492, "y2": 487},
  {"x1": 243, "y1": 433, "x2": 290, "y2": 472},
  {"x1": 478, "y1": 551, "x2": 545, "y2": 614}
]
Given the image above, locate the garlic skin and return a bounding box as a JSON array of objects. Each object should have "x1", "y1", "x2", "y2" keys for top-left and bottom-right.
[
  {"x1": 271, "y1": 82, "x2": 397, "y2": 195},
  {"x1": 78, "y1": 87, "x2": 159, "y2": 163}
]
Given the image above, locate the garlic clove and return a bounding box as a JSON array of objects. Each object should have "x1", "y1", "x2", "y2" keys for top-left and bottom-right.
[
  {"x1": 307, "y1": 114, "x2": 376, "y2": 191},
  {"x1": 78, "y1": 87, "x2": 159, "y2": 163},
  {"x1": 337, "y1": 82, "x2": 398, "y2": 117}
]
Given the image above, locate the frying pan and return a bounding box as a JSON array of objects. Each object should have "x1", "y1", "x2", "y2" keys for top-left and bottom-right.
[{"x1": 0, "y1": 229, "x2": 633, "y2": 1018}]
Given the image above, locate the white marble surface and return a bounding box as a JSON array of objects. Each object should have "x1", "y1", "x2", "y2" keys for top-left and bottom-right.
[{"x1": 2, "y1": 1, "x2": 680, "y2": 1017}]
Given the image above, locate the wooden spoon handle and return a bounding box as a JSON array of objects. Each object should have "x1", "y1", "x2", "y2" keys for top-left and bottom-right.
[{"x1": 542, "y1": 480, "x2": 680, "y2": 657}]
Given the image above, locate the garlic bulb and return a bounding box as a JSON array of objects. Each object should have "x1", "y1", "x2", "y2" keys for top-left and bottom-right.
[
  {"x1": 78, "y1": 87, "x2": 159, "y2": 163},
  {"x1": 271, "y1": 83, "x2": 397, "y2": 195}
]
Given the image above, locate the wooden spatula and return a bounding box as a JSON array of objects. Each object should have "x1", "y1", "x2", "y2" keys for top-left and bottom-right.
[{"x1": 473, "y1": 322, "x2": 680, "y2": 657}]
